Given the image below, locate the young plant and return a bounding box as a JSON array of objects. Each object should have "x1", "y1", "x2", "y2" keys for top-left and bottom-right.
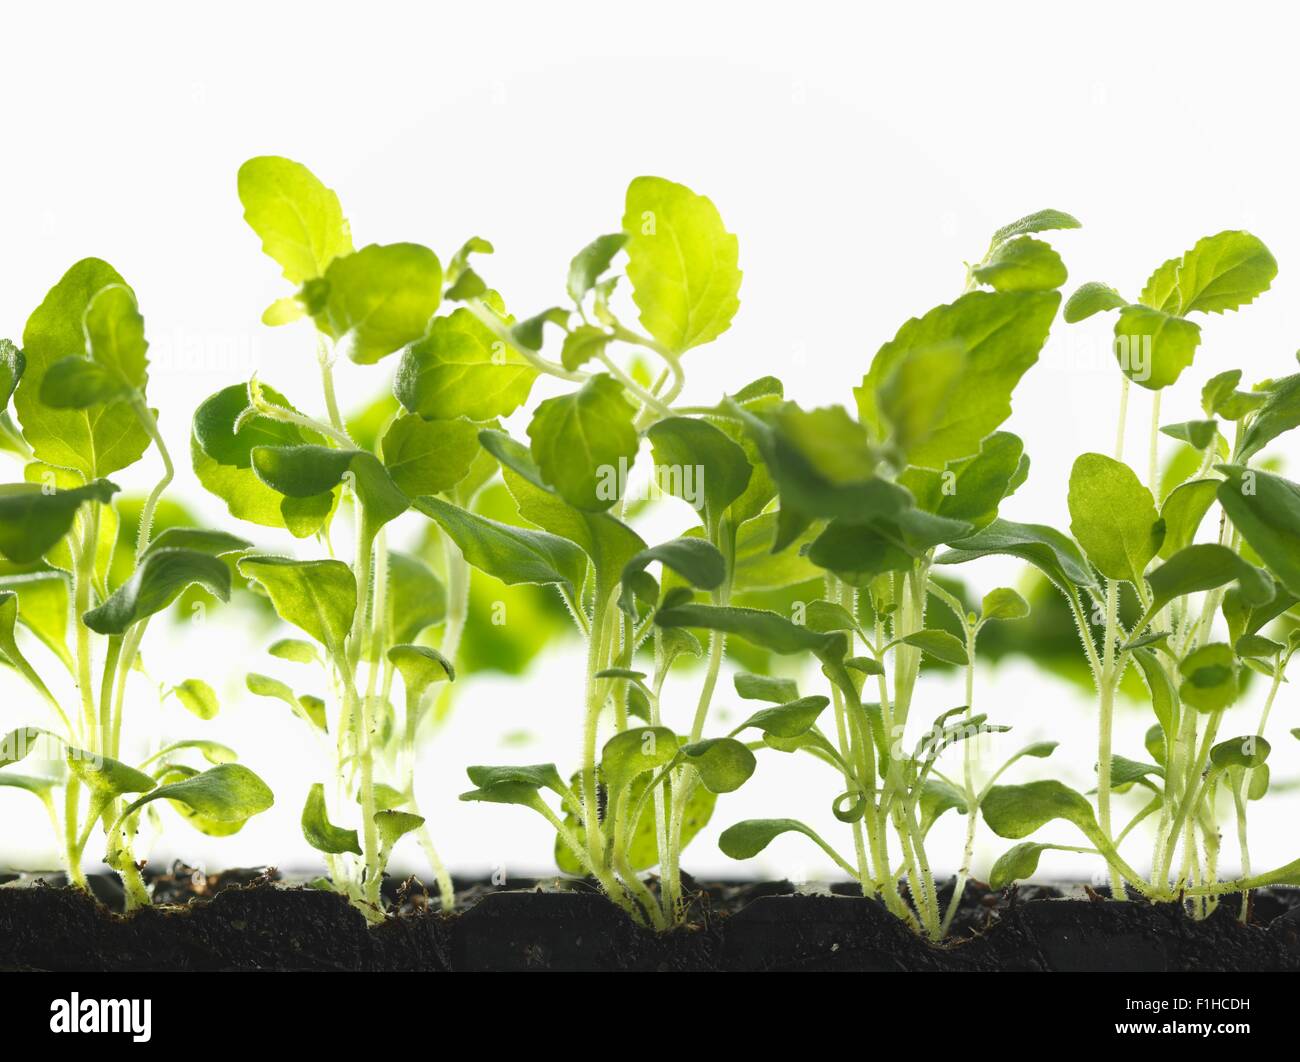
[
  {"x1": 194, "y1": 157, "x2": 492, "y2": 919},
  {"x1": 703, "y1": 212, "x2": 1084, "y2": 938},
  {"x1": 0, "y1": 267, "x2": 273, "y2": 908},
  {"x1": 948, "y1": 232, "x2": 1300, "y2": 913}
]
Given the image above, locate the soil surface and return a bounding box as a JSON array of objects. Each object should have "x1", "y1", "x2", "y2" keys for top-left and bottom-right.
[{"x1": 2, "y1": 865, "x2": 1298, "y2": 971}]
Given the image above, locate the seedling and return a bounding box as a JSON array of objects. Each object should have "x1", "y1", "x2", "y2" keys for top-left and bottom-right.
[
  {"x1": 694, "y1": 212, "x2": 1082, "y2": 937},
  {"x1": 946, "y1": 232, "x2": 1300, "y2": 914},
  {"x1": 194, "y1": 157, "x2": 484, "y2": 919},
  {"x1": 0, "y1": 271, "x2": 273, "y2": 908}
]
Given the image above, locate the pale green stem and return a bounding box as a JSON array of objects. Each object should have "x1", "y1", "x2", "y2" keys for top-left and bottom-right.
[{"x1": 129, "y1": 397, "x2": 174, "y2": 561}]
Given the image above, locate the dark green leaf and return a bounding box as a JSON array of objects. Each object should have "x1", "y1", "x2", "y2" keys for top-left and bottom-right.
[
  {"x1": 937, "y1": 518, "x2": 1098, "y2": 592},
  {"x1": 413, "y1": 494, "x2": 586, "y2": 593},
  {"x1": 83, "y1": 548, "x2": 231, "y2": 635},
  {"x1": 0, "y1": 480, "x2": 119, "y2": 564},
  {"x1": 1216, "y1": 466, "x2": 1300, "y2": 596}
]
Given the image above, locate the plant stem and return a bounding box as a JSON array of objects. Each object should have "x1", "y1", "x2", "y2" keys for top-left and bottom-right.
[
  {"x1": 317, "y1": 336, "x2": 346, "y2": 433},
  {"x1": 129, "y1": 397, "x2": 174, "y2": 560},
  {"x1": 942, "y1": 624, "x2": 980, "y2": 935},
  {"x1": 1096, "y1": 580, "x2": 1125, "y2": 897},
  {"x1": 581, "y1": 592, "x2": 611, "y2": 868}
]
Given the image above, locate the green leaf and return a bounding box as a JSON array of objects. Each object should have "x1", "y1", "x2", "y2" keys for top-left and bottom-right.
[
  {"x1": 39, "y1": 356, "x2": 132, "y2": 409},
  {"x1": 856, "y1": 290, "x2": 1059, "y2": 469},
  {"x1": 1238, "y1": 372, "x2": 1300, "y2": 463},
  {"x1": 718, "y1": 818, "x2": 828, "y2": 860},
  {"x1": 172, "y1": 678, "x2": 220, "y2": 720},
  {"x1": 1067, "y1": 453, "x2": 1162, "y2": 584},
  {"x1": 1178, "y1": 643, "x2": 1239, "y2": 712},
  {"x1": 655, "y1": 602, "x2": 843, "y2": 659},
  {"x1": 894, "y1": 629, "x2": 969, "y2": 665},
  {"x1": 526, "y1": 374, "x2": 637, "y2": 511},
  {"x1": 0, "y1": 339, "x2": 24, "y2": 407},
  {"x1": 937, "y1": 518, "x2": 1098, "y2": 592},
  {"x1": 388, "y1": 643, "x2": 454, "y2": 730},
  {"x1": 1215, "y1": 466, "x2": 1300, "y2": 596},
  {"x1": 380, "y1": 414, "x2": 479, "y2": 497},
  {"x1": 980, "y1": 587, "x2": 1029, "y2": 622},
  {"x1": 919, "y1": 777, "x2": 968, "y2": 834},
  {"x1": 385, "y1": 551, "x2": 446, "y2": 645},
  {"x1": 1145, "y1": 543, "x2": 1273, "y2": 616},
  {"x1": 300, "y1": 782, "x2": 361, "y2": 855},
  {"x1": 680, "y1": 738, "x2": 756, "y2": 793},
  {"x1": 376, "y1": 810, "x2": 424, "y2": 849},
  {"x1": 1132, "y1": 648, "x2": 1178, "y2": 738},
  {"x1": 901, "y1": 431, "x2": 1027, "y2": 531},
  {"x1": 973, "y1": 237, "x2": 1067, "y2": 293},
  {"x1": 0, "y1": 726, "x2": 59, "y2": 769},
  {"x1": 484, "y1": 432, "x2": 645, "y2": 595},
  {"x1": 1210, "y1": 735, "x2": 1270, "y2": 771},
  {"x1": 66, "y1": 751, "x2": 156, "y2": 798},
  {"x1": 0, "y1": 574, "x2": 72, "y2": 670},
  {"x1": 990, "y1": 209, "x2": 1080, "y2": 247},
  {"x1": 622, "y1": 176, "x2": 741, "y2": 353},
  {"x1": 1160, "y1": 420, "x2": 1218, "y2": 450},
  {"x1": 988, "y1": 842, "x2": 1054, "y2": 890},
  {"x1": 0, "y1": 772, "x2": 57, "y2": 799},
  {"x1": 731, "y1": 695, "x2": 829, "y2": 739},
  {"x1": 600, "y1": 726, "x2": 677, "y2": 794},
  {"x1": 237, "y1": 156, "x2": 352, "y2": 284},
  {"x1": 511, "y1": 307, "x2": 569, "y2": 352},
  {"x1": 981, "y1": 780, "x2": 1100, "y2": 841},
  {"x1": 560, "y1": 325, "x2": 612, "y2": 372},
  {"x1": 395, "y1": 307, "x2": 537, "y2": 421},
  {"x1": 729, "y1": 400, "x2": 898, "y2": 525},
  {"x1": 1105, "y1": 756, "x2": 1164, "y2": 790},
  {"x1": 734, "y1": 672, "x2": 799, "y2": 703},
  {"x1": 1113, "y1": 305, "x2": 1201, "y2": 391},
  {"x1": 191, "y1": 382, "x2": 332, "y2": 536},
  {"x1": 618, "y1": 538, "x2": 725, "y2": 619},
  {"x1": 466, "y1": 763, "x2": 566, "y2": 795},
  {"x1": 302, "y1": 241, "x2": 441, "y2": 361},
  {"x1": 1157, "y1": 479, "x2": 1219, "y2": 559},
  {"x1": 15, "y1": 260, "x2": 151, "y2": 478},
  {"x1": 150, "y1": 739, "x2": 237, "y2": 766},
  {"x1": 645, "y1": 416, "x2": 752, "y2": 531},
  {"x1": 143, "y1": 527, "x2": 250, "y2": 558},
  {"x1": 1173, "y1": 231, "x2": 1277, "y2": 315},
  {"x1": 1235, "y1": 634, "x2": 1283, "y2": 659},
  {"x1": 83, "y1": 548, "x2": 231, "y2": 635},
  {"x1": 621, "y1": 775, "x2": 716, "y2": 872},
  {"x1": 418, "y1": 492, "x2": 589, "y2": 594},
  {"x1": 568, "y1": 233, "x2": 627, "y2": 304},
  {"x1": 83, "y1": 284, "x2": 149, "y2": 387},
  {"x1": 877, "y1": 345, "x2": 966, "y2": 458},
  {"x1": 0, "y1": 480, "x2": 119, "y2": 564},
  {"x1": 444, "y1": 236, "x2": 493, "y2": 300},
  {"x1": 238, "y1": 556, "x2": 357, "y2": 658},
  {"x1": 251, "y1": 444, "x2": 408, "y2": 527},
  {"x1": 1064, "y1": 281, "x2": 1126, "y2": 323},
  {"x1": 245, "y1": 673, "x2": 326, "y2": 730}
]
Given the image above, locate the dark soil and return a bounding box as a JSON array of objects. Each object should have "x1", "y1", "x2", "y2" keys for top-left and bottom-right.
[{"x1": 2, "y1": 864, "x2": 1298, "y2": 971}]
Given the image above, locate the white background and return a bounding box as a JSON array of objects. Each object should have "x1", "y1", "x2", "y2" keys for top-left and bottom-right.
[{"x1": 1, "y1": 1, "x2": 1296, "y2": 886}]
